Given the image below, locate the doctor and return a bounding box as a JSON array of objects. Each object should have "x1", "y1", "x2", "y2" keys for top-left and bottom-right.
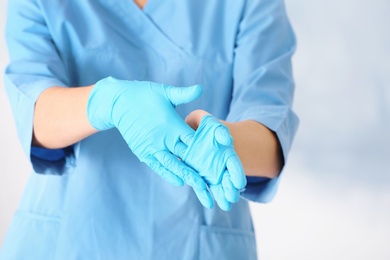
[{"x1": 1, "y1": 0, "x2": 298, "y2": 259}]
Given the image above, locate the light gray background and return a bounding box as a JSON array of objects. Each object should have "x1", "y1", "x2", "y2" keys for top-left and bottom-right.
[{"x1": 1, "y1": 0, "x2": 389, "y2": 259}]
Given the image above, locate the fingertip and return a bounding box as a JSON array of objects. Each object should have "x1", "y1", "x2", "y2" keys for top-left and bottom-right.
[
  {"x1": 204, "y1": 195, "x2": 214, "y2": 209},
  {"x1": 220, "y1": 203, "x2": 232, "y2": 212},
  {"x1": 194, "y1": 188, "x2": 214, "y2": 209},
  {"x1": 209, "y1": 185, "x2": 231, "y2": 211},
  {"x1": 238, "y1": 173, "x2": 247, "y2": 189},
  {"x1": 222, "y1": 174, "x2": 240, "y2": 203},
  {"x1": 189, "y1": 84, "x2": 203, "y2": 98},
  {"x1": 165, "y1": 84, "x2": 203, "y2": 106},
  {"x1": 214, "y1": 125, "x2": 232, "y2": 146},
  {"x1": 225, "y1": 189, "x2": 240, "y2": 203},
  {"x1": 171, "y1": 177, "x2": 185, "y2": 187},
  {"x1": 217, "y1": 197, "x2": 232, "y2": 211},
  {"x1": 233, "y1": 175, "x2": 247, "y2": 190},
  {"x1": 241, "y1": 176, "x2": 247, "y2": 188},
  {"x1": 227, "y1": 156, "x2": 247, "y2": 189}
]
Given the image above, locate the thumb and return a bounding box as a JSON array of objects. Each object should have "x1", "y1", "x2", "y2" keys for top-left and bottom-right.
[
  {"x1": 164, "y1": 84, "x2": 203, "y2": 106},
  {"x1": 215, "y1": 125, "x2": 233, "y2": 146}
]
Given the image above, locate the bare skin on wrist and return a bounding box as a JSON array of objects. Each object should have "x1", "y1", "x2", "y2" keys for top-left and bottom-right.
[{"x1": 32, "y1": 85, "x2": 97, "y2": 149}]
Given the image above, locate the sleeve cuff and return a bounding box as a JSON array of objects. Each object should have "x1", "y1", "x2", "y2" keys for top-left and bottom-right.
[
  {"x1": 241, "y1": 177, "x2": 280, "y2": 203},
  {"x1": 4, "y1": 75, "x2": 77, "y2": 175},
  {"x1": 227, "y1": 105, "x2": 299, "y2": 203}
]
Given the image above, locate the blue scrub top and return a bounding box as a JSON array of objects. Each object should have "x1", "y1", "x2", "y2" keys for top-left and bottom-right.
[{"x1": 1, "y1": 0, "x2": 298, "y2": 259}]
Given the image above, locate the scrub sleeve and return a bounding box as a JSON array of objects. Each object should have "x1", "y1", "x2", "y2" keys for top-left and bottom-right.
[
  {"x1": 227, "y1": 0, "x2": 299, "y2": 203},
  {"x1": 2, "y1": 4, "x2": 82, "y2": 258},
  {"x1": 4, "y1": 0, "x2": 76, "y2": 176}
]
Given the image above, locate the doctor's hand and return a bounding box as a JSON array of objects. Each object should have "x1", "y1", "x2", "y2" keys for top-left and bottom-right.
[
  {"x1": 87, "y1": 77, "x2": 213, "y2": 208},
  {"x1": 183, "y1": 111, "x2": 247, "y2": 211}
]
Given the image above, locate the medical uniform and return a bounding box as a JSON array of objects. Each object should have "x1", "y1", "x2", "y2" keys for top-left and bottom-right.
[{"x1": 1, "y1": 0, "x2": 298, "y2": 259}]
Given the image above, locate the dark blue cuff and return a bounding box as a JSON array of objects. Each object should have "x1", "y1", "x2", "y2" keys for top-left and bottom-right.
[{"x1": 246, "y1": 176, "x2": 270, "y2": 184}]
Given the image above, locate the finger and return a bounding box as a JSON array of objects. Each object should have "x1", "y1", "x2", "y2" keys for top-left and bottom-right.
[
  {"x1": 214, "y1": 125, "x2": 232, "y2": 146},
  {"x1": 226, "y1": 154, "x2": 247, "y2": 190},
  {"x1": 180, "y1": 132, "x2": 194, "y2": 147},
  {"x1": 193, "y1": 187, "x2": 214, "y2": 209},
  {"x1": 164, "y1": 84, "x2": 203, "y2": 106},
  {"x1": 144, "y1": 157, "x2": 184, "y2": 187},
  {"x1": 154, "y1": 151, "x2": 208, "y2": 191},
  {"x1": 222, "y1": 172, "x2": 240, "y2": 203},
  {"x1": 209, "y1": 184, "x2": 231, "y2": 211},
  {"x1": 173, "y1": 141, "x2": 187, "y2": 159}
]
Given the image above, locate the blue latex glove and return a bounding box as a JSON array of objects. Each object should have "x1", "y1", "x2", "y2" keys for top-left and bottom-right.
[
  {"x1": 87, "y1": 77, "x2": 213, "y2": 208},
  {"x1": 182, "y1": 115, "x2": 247, "y2": 211}
]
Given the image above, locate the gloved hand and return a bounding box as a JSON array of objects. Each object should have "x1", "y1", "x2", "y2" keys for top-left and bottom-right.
[
  {"x1": 182, "y1": 115, "x2": 247, "y2": 211},
  {"x1": 87, "y1": 77, "x2": 213, "y2": 208}
]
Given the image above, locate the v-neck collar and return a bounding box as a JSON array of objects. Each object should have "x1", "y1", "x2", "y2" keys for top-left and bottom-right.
[
  {"x1": 104, "y1": 0, "x2": 189, "y2": 58},
  {"x1": 131, "y1": 0, "x2": 153, "y2": 13}
]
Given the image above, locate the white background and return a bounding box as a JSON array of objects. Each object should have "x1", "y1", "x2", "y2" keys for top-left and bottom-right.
[{"x1": 1, "y1": 0, "x2": 389, "y2": 259}]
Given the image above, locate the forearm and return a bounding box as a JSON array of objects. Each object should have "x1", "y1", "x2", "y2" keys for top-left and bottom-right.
[
  {"x1": 32, "y1": 85, "x2": 98, "y2": 148},
  {"x1": 186, "y1": 110, "x2": 283, "y2": 178},
  {"x1": 222, "y1": 120, "x2": 283, "y2": 178}
]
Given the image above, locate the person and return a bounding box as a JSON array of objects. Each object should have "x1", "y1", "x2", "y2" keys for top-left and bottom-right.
[{"x1": 0, "y1": 0, "x2": 298, "y2": 259}]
